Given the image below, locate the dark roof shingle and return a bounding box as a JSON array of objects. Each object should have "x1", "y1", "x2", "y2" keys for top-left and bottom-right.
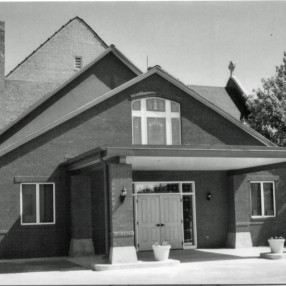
[{"x1": 188, "y1": 85, "x2": 242, "y2": 120}]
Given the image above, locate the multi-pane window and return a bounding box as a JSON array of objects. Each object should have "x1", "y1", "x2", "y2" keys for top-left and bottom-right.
[
  {"x1": 20, "y1": 183, "x2": 55, "y2": 225},
  {"x1": 250, "y1": 181, "x2": 275, "y2": 218},
  {"x1": 132, "y1": 98, "x2": 181, "y2": 145},
  {"x1": 74, "y1": 56, "x2": 82, "y2": 70}
]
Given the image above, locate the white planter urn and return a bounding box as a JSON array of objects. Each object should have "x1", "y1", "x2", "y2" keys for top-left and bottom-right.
[
  {"x1": 152, "y1": 244, "x2": 171, "y2": 261},
  {"x1": 268, "y1": 238, "x2": 285, "y2": 253}
]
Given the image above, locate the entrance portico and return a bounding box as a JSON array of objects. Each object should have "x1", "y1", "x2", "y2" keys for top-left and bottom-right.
[{"x1": 63, "y1": 145, "x2": 286, "y2": 263}]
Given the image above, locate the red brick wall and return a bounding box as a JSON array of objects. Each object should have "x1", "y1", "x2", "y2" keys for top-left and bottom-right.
[
  {"x1": 70, "y1": 175, "x2": 92, "y2": 239},
  {"x1": 6, "y1": 18, "x2": 106, "y2": 84},
  {"x1": 228, "y1": 167, "x2": 286, "y2": 246},
  {"x1": 0, "y1": 71, "x2": 266, "y2": 258},
  {"x1": 0, "y1": 21, "x2": 4, "y2": 92},
  {"x1": 91, "y1": 167, "x2": 108, "y2": 254},
  {"x1": 0, "y1": 94, "x2": 131, "y2": 258},
  {"x1": 108, "y1": 163, "x2": 134, "y2": 247}
]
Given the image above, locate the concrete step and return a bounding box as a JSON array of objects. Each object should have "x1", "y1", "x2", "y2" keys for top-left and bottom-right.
[
  {"x1": 93, "y1": 259, "x2": 180, "y2": 271},
  {"x1": 260, "y1": 252, "x2": 286, "y2": 260}
]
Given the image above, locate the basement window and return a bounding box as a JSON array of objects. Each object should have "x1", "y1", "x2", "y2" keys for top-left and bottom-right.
[
  {"x1": 250, "y1": 181, "x2": 276, "y2": 218},
  {"x1": 74, "y1": 56, "x2": 82, "y2": 70},
  {"x1": 20, "y1": 183, "x2": 55, "y2": 225}
]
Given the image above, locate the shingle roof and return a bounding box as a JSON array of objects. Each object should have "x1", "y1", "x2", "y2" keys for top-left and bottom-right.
[
  {"x1": 0, "y1": 66, "x2": 275, "y2": 158},
  {"x1": 6, "y1": 16, "x2": 108, "y2": 78},
  {"x1": 188, "y1": 85, "x2": 242, "y2": 120}
]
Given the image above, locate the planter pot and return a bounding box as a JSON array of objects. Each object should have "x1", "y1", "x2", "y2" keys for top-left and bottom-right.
[
  {"x1": 268, "y1": 239, "x2": 285, "y2": 253},
  {"x1": 152, "y1": 245, "x2": 171, "y2": 261}
]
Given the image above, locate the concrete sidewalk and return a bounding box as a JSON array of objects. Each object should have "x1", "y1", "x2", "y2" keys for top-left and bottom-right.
[{"x1": 0, "y1": 247, "x2": 286, "y2": 284}]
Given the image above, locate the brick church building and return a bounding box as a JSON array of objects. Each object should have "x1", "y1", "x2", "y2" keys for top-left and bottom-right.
[{"x1": 0, "y1": 17, "x2": 286, "y2": 262}]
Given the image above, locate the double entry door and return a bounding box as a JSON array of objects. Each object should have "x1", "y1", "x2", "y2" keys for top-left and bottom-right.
[{"x1": 137, "y1": 194, "x2": 183, "y2": 251}]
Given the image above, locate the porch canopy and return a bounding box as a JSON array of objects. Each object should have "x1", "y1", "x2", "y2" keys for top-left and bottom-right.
[{"x1": 64, "y1": 145, "x2": 286, "y2": 171}]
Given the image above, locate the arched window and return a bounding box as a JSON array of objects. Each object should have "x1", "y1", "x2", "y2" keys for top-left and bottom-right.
[{"x1": 132, "y1": 97, "x2": 181, "y2": 145}]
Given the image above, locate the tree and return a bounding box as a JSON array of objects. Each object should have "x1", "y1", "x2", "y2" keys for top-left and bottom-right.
[{"x1": 246, "y1": 52, "x2": 286, "y2": 146}]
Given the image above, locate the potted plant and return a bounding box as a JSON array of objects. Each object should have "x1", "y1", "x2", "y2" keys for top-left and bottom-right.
[
  {"x1": 268, "y1": 236, "x2": 285, "y2": 253},
  {"x1": 152, "y1": 241, "x2": 171, "y2": 261}
]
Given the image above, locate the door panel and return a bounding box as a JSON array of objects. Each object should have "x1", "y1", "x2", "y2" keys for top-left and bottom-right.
[
  {"x1": 160, "y1": 195, "x2": 183, "y2": 249},
  {"x1": 137, "y1": 195, "x2": 161, "y2": 251}
]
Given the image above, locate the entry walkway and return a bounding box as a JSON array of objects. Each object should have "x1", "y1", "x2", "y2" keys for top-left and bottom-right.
[{"x1": 0, "y1": 248, "x2": 286, "y2": 284}]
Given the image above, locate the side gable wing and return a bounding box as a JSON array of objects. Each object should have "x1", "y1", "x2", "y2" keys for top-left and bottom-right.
[{"x1": 0, "y1": 47, "x2": 140, "y2": 151}]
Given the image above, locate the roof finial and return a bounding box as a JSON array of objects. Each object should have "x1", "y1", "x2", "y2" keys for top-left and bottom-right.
[{"x1": 228, "y1": 61, "x2": 236, "y2": 76}]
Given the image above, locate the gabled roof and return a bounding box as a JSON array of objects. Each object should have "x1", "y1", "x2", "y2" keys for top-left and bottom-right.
[
  {"x1": 0, "y1": 65, "x2": 276, "y2": 157},
  {"x1": 6, "y1": 16, "x2": 108, "y2": 78},
  {"x1": 0, "y1": 45, "x2": 142, "y2": 138},
  {"x1": 188, "y1": 85, "x2": 242, "y2": 120}
]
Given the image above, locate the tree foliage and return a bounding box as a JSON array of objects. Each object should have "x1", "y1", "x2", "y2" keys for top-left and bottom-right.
[{"x1": 246, "y1": 52, "x2": 286, "y2": 145}]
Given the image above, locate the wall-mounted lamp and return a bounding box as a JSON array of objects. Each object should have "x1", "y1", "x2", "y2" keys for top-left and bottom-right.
[
  {"x1": 207, "y1": 192, "x2": 212, "y2": 201},
  {"x1": 120, "y1": 187, "x2": 127, "y2": 202}
]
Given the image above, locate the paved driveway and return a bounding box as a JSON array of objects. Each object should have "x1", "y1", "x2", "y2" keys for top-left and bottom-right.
[{"x1": 0, "y1": 248, "x2": 285, "y2": 285}]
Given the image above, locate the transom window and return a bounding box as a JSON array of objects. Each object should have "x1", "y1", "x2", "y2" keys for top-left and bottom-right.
[
  {"x1": 250, "y1": 181, "x2": 276, "y2": 218},
  {"x1": 132, "y1": 98, "x2": 181, "y2": 145},
  {"x1": 20, "y1": 183, "x2": 55, "y2": 225}
]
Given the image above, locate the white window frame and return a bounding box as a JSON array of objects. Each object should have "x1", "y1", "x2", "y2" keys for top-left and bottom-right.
[
  {"x1": 74, "y1": 56, "x2": 82, "y2": 70},
  {"x1": 133, "y1": 181, "x2": 197, "y2": 249},
  {"x1": 132, "y1": 97, "x2": 181, "y2": 145},
  {"x1": 20, "y1": 183, "x2": 56, "y2": 225},
  {"x1": 250, "y1": 181, "x2": 276, "y2": 219}
]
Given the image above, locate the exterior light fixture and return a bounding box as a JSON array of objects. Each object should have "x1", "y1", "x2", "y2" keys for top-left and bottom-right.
[
  {"x1": 207, "y1": 192, "x2": 212, "y2": 201},
  {"x1": 120, "y1": 187, "x2": 127, "y2": 202}
]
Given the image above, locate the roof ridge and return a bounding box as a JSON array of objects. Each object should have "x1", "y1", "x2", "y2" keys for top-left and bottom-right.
[
  {"x1": 6, "y1": 16, "x2": 108, "y2": 78},
  {"x1": 188, "y1": 84, "x2": 225, "y2": 89},
  {"x1": 75, "y1": 16, "x2": 108, "y2": 48}
]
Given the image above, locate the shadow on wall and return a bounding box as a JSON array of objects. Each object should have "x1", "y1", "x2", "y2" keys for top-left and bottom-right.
[
  {"x1": 0, "y1": 168, "x2": 70, "y2": 259},
  {"x1": 227, "y1": 168, "x2": 286, "y2": 247},
  {"x1": 254, "y1": 175, "x2": 286, "y2": 246}
]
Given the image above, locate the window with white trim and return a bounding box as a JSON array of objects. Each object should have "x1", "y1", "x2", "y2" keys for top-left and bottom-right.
[
  {"x1": 132, "y1": 98, "x2": 181, "y2": 145},
  {"x1": 74, "y1": 56, "x2": 82, "y2": 70},
  {"x1": 250, "y1": 181, "x2": 276, "y2": 218},
  {"x1": 20, "y1": 183, "x2": 55, "y2": 225}
]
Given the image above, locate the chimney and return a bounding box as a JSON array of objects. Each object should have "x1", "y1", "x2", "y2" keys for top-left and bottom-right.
[{"x1": 0, "y1": 21, "x2": 5, "y2": 92}]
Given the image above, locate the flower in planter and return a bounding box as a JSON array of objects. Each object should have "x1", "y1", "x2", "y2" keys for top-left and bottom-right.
[
  {"x1": 152, "y1": 241, "x2": 171, "y2": 261},
  {"x1": 153, "y1": 241, "x2": 170, "y2": 246},
  {"x1": 269, "y1": 236, "x2": 285, "y2": 239},
  {"x1": 268, "y1": 236, "x2": 285, "y2": 254}
]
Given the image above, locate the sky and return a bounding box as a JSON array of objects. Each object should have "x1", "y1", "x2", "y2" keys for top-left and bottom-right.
[{"x1": 1, "y1": 1, "x2": 286, "y2": 93}]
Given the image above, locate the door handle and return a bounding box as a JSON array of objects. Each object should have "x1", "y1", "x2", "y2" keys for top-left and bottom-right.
[{"x1": 156, "y1": 223, "x2": 165, "y2": 227}]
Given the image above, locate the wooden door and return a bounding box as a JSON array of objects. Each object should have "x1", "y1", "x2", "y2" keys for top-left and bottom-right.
[
  {"x1": 160, "y1": 194, "x2": 183, "y2": 249},
  {"x1": 137, "y1": 195, "x2": 161, "y2": 251},
  {"x1": 137, "y1": 194, "x2": 183, "y2": 251}
]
